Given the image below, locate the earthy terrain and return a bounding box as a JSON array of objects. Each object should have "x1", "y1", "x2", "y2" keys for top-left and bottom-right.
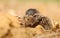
[{"x1": 0, "y1": 0, "x2": 60, "y2": 38}]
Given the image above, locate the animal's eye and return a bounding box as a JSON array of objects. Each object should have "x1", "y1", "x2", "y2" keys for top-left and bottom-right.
[
  {"x1": 27, "y1": 19, "x2": 29, "y2": 20},
  {"x1": 20, "y1": 23, "x2": 23, "y2": 25},
  {"x1": 34, "y1": 15, "x2": 36, "y2": 17}
]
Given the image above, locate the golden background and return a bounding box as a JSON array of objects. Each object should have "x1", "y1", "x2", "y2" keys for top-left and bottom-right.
[{"x1": 0, "y1": 0, "x2": 60, "y2": 23}]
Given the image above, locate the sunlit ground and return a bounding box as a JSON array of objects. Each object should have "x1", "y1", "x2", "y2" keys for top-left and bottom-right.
[{"x1": 0, "y1": 0, "x2": 60, "y2": 38}]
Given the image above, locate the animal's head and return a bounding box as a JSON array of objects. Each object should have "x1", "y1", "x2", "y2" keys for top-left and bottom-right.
[
  {"x1": 24, "y1": 8, "x2": 40, "y2": 23},
  {"x1": 25, "y1": 8, "x2": 39, "y2": 17}
]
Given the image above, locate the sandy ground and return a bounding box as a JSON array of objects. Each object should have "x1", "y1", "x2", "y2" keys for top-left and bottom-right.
[{"x1": 0, "y1": 0, "x2": 60, "y2": 38}]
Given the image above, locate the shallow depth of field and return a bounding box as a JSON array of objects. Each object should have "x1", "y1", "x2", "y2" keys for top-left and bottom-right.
[{"x1": 0, "y1": 0, "x2": 60, "y2": 38}]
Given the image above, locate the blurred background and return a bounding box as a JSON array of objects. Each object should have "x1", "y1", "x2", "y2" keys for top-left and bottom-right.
[{"x1": 0, "y1": 0, "x2": 60, "y2": 23}]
